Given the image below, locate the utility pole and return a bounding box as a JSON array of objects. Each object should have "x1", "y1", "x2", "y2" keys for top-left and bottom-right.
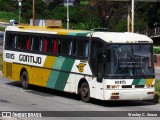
[
  {"x1": 67, "y1": 0, "x2": 69, "y2": 29},
  {"x1": 18, "y1": 0, "x2": 22, "y2": 25},
  {"x1": 127, "y1": 5, "x2": 131, "y2": 32},
  {"x1": 131, "y1": 0, "x2": 134, "y2": 33},
  {"x1": 32, "y1": 0, "x2": 35, "y2": 26}
]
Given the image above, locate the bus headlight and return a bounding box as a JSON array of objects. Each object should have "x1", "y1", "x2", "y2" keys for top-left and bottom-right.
[{"x1": 146, "y1": 85, "x2": 154, "y2": 88}]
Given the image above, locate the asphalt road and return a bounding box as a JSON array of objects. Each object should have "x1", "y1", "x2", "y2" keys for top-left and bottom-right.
[{"x1": 0, "y1": 72, "x2": 160, "y2": 120}]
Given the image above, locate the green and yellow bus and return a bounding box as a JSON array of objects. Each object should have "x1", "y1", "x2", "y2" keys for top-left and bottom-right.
[{"x1": 3, "y1": 26, "x2": 155, "y2": 102}]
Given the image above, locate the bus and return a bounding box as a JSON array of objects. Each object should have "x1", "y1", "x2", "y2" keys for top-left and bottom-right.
[{"x1": 2, "y1": 26, "x2": 156, "y2": 102}]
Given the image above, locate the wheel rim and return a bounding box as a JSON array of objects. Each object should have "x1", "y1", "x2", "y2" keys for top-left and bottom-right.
[
  {"x1": 22, "y1": 75, "x2": 27, "y2": 87},
  {"x1": 81, "y1": 85, "x2": 89, "y2": 98}
]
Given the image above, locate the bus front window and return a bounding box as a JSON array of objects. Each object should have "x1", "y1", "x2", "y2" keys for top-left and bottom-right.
[{"x1": 104, "y1": 44, "x2": 154, "y2": 78}]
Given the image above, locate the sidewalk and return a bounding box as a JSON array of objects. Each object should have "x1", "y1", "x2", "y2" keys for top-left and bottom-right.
[{"x1": 155, "y1": 54, "x2": 160, "y2": 67}]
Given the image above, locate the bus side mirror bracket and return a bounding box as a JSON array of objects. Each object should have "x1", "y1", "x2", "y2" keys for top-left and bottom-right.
[{"x1": 97, "y1": 72, "x2": 103, "y2": 83}]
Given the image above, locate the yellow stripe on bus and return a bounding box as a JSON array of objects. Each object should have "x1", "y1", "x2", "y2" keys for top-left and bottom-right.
[
  {"x1": 146, "y1": 79, "x2": 153, "y2": 85},
  {"x1": 43, "y1": 56, "x2": 56, "y2": 68}
]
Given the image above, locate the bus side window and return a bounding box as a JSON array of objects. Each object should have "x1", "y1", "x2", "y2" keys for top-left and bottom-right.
[
  {"x1": 57, "y1": 39, "x2": 62, "y2": 54},
  {"x1": 12, "y1": 35, "x2": 17, "y2": 49},
  {"x1": 5, "y1": 32, "x2": 14, "y2": 49},
  {"x1": 6, "y1": 33, "x2": 17, "y2": 49},
  {"x1": 69, "y1": 41, "x2": 73, "y2": 55},
  {"x1": 43, "y1": 38, "x2": 47, "y2": 53},
  {"x1": 46, "y1": 37, "x2": 53, "y2": 53},
  {"x1": 16, "y1": 35, "x2": 20, "y2": 49},
  {"x1": 39, "y1": 37, "x2": 43, "y2": 52},
  {"x1": 53, "y1": 38, "x2": 57, "y2": 54},
  {"x1": 20, "y1": 35, "x2": 28, "y2": 50},
  {"x1": 30, "y1": 37, "x2": 34, "y2": 51},
  {"x1": 85, "y1": 42, "x2": 89, "y2": 57},
  {"x1": 74, "y1": 40, "x2": 89, "y2": 58},
  {"x1": 26, "y1": 37, "x2": 30, "y2": 51},
  {"x1": 73, "y1": 40, "x2": 76, "y2": 56},
  {"x1": 61, "y1": 39, "x2": 72, "y2": 55}
]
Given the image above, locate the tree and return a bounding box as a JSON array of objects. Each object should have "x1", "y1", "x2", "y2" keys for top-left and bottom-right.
[
  {"x1": 0, "y1": 0, "x2": 17, "y2": 12},
  {"x1": 48, "y1": 0, "x2": 63, "y2": 10},
  {"x1": 21, "y1": 0, "x2": 48, "y2": 22},
  {"x1": 88, "y1": 0, "x2": 128, "y2": 30}
]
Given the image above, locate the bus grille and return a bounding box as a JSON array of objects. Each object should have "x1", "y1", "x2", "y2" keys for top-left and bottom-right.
[
  {"x1": 6, "y1": 63, "x2": 12, "y2": 77},
  {"x1": 122, "y1": 85, "x2": 132, "y2": 88},
  {"x1": 122, "y1": 85, "x2": 145, "y2": 88}
]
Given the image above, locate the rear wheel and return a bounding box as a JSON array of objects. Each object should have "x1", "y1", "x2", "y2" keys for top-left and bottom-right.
[
  {"x1": 80, "y1": 82, "x2": 90, "y2": 102},
  {"x1": 20, "y1": 71, "x2": 29, "y2": 89}
]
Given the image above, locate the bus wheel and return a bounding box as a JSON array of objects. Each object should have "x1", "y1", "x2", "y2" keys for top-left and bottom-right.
[
  {"x1": 20, "y1": 71, "x2": 29, "y2": 89},
  {"x1": 80, "y1": 82, "x2": 90, "y2": 102}
]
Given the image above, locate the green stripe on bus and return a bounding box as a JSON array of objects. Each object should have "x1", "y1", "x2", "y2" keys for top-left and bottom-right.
[
  {"x1": 76, "y1": 32, "x2": 90, "y2": 36},
  {"x1": 138, "y1": 79, "x2": 146, "y2": 85},
  {"x1": 67, "y1": 32, "x2": 77, "y2": 36},
  {"x1": 46, "y1": 57, "x2": 65, "y2": 88},
  {"x1": 54, "y1": 58, "x2": 75, "y2": 90},
  {"x1": 46, "y1": 57, "x2": 75, "y2": 90},
  {"x1": 132, "y1": 79, "x2": 141, "y2": 85}
]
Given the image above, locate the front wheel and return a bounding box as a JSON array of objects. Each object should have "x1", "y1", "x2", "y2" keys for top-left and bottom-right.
[
  {"x1": 20, "y1": 71, "x2": 29, "y2": 89},
  {"x1": 80, "y1": 82, "x2": 90, "y2": 102}
]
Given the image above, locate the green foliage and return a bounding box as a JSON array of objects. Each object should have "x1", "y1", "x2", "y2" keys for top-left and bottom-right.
[
  {"x1": 154, "y1": 47, "x2": 160, "y2": 54},
  {"x1": 113, "y1": 20, "x2": 127, "y2": 32},
  {"x1": 152, "y1": 80, "x2": 160, "y2": 103},
  {"x1": 0, "y1": 27, "x2": 5, "y2": 31},
  {"x1": 75, "y1": 21, "x2": 99, "y2": 30},
  {"x1": 51, "y1": 6, "x2": 100, "y2": 30},
  {"x1": 22, "y1": 0, "x2": 48, "y2": 21},
  {"x1": 155, "y1": 80, "x2": 160, "y2": 92},
  {"x1": 0, "y1": 0, "x2": 159, "y2": 31},
  {"x1": 0, "y1": 11, "x2": 18, "y2": 22},
  {"x1": 153, "y1": 92, "x2": 160, "y2": 103},
  {"x1": 0, "y1": 0, "x2": 17, "y2": 12}
]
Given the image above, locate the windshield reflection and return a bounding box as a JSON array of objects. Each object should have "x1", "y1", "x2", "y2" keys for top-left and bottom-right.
[{"x1": 104, "y1": 44, "x2": 154, "y2": 78}]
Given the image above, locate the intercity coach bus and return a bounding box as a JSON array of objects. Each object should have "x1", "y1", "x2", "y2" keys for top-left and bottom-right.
[{"x1": 2, "y1": 26, "x2": 156, "y2": 102}]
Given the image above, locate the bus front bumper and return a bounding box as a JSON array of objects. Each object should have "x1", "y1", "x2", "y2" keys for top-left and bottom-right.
[{"x1": 104, "y1": 89, "x2": 155, "y2": 100}]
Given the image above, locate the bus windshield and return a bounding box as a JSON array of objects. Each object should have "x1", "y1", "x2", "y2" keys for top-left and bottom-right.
[{"x1": 104, "y1": 44, "x2": 154, "y2": 78}]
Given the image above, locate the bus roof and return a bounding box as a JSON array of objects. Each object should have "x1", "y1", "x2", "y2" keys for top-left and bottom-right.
[
  {"x1": 5, "y1": 26, "x2": 92, "y2": 37},
  {"x1": 5, "y1": 26, "x2": 153, "y2": 43},
  {"x1": 92, "y1": 32, "x2": 153, "y2": 43}
]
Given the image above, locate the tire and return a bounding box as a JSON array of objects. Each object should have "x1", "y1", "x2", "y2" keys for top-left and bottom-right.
[
  {"x1": 20, "y1": 71, "x2": 29, "y2": 89},
  {"x1": 80, "y1": 82, "x2": 90, "y2": 102}
]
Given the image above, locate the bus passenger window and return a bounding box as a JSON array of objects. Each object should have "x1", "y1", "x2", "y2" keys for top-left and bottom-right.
[
  {"x1": 5, "y1": 33, "x2": 14, "y2": 49},
  {"x1": 61, "y1": 39, "x2": 72, "y2": 55},
  {"x1": 69, "y1": 41, "x2": 73, "y2": 55},
  {"x1": 53, "y1": 39, "x2": 57, "y2": 54},
  {"x1": 46, "y1": 37, "x2": 53, "y2": 53},
  {"x1": 20, "y1": 35, "x2": 28, "y2": 50},
  {"x1": 58, "y1": 39, "x2": 62, "y2": 54},
  {"x1": 31, "y1": 37, "x2": 34, "y2": 51},
  {"x1": 7, "y1": 34, "x2": 17, "y2": 49},
  {"x1": 39, "y1": 38, "x2": 43, "y2": 52},
  {"x1": 26, "y1": 37, "x2": 30, "y2": 50},
  {"x1": 43, "y1": 38, "x2": 47, "y2": 53},
  {"x1": 85, "y1": 42, "x2": 89, "y2": 57},
  {"x1": 31, "y1": 36, "x2": 41, "y2": 52},
  {"x1": 74, "y1": 40, "x2": 89, "y2": 58},
  {"x1": 16, "y1": 35, "x2": 20, "y2": 49},
  {"x1": 12, "y1": 36, "x2": 17, "y2": 49}
]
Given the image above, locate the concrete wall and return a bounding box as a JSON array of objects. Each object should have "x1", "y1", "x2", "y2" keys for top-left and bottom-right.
[{"x1": 30, "y1": 19, "x2": 62, "y2": 27}]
